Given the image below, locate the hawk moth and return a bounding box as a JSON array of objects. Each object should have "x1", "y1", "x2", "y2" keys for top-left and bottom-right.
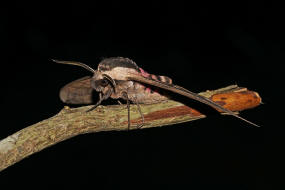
[{"x1": 53, "y1": 57, "x2": 259, "y2": 128}]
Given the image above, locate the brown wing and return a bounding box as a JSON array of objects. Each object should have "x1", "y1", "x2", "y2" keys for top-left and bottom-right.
[
  {"x1": 60, "y1": 76, "x2": 93, "y2": 104},
  {"x1": 126, "y1": 73, "x2": 259, "y2": 127}
]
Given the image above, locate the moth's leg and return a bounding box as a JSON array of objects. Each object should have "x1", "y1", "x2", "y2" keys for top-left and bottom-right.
[
  {"x1": 86, "y1": 93, "x2": 103, "y2": 112},
  {"x1": 133, "y1": 98, "x2": 144, "y2": 129},
  {"x1": 87, "y1": 88, "x2": 114, "y2": 112},
  {"x1": 122, "y1": 91, "x2": 130, "y2": 130},
  {"x1": 117, "y1": 100, "x2": 123, "y2": 105}
]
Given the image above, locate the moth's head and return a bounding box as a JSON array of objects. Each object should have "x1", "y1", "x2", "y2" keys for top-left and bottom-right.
[
  {"x1": 90, "y1": 71, "x2": 114, "y2": 94},
  {"x1": 52, "y1": 59, "x2": 116, "y2": 94}
]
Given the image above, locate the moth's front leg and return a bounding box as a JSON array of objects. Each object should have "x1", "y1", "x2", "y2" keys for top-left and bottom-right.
[
  {"x1": 87, "y1": 89, "x2": 113, "y2": 112},
  {"x1": 86, "y1": 93, "x2": 103, "y2": 112}
]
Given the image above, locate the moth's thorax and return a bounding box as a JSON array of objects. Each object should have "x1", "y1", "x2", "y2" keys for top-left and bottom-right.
[
  {"x1": 110, "y1": 80, "x2": 134, "y2": 99},
  {"x1": 97, "y1": 57, "x2": 140, "y2": 80},
  {"x1": 98, "y1": 57, "x2": 139, "y2": 72},
  {"x1": 101, "y1": 67, "x2": 138, "y2": 81}
]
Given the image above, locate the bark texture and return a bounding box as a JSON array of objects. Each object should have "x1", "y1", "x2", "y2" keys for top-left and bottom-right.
[{"x1": 0, "y1": 85, "x2": 261, "y2": 171}]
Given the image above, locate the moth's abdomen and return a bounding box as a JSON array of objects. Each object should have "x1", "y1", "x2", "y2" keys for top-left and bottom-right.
[
  {"x1": 149, "y1": 74, "x2": 172, "y2": 84},
  {"x1": 131, "y1": 81, "x2": 171, "y2": 104},
  {"x1": 139, "y1": 68, "x2": 172, "y2": 84}
]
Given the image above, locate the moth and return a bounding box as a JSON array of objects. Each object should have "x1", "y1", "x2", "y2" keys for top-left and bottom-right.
[{"x1": 53, "y1": 57, "x2": 259, "y2": 128}]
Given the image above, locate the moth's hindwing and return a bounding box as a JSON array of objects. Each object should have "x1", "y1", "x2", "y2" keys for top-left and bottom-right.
[{"x1": 60, "y1": 76, "x2": 93, "y2": 104}]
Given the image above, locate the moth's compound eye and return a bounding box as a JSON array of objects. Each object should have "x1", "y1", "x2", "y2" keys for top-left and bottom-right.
[
  {"x1": 99, "y1": 79, "x2": 109, "y2": 87},
  {"x1": 91, "y1": 78, "x2": 109, "y2": 92}
]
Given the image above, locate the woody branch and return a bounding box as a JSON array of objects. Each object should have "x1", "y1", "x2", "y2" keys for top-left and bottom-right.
[{"x1": 0, "y1": 85, "x2": 261, "y2": 171}]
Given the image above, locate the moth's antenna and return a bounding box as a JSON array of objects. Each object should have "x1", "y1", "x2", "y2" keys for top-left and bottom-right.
[{"x1": 52, "y1": 59, "x2": 96, "y2": 73}]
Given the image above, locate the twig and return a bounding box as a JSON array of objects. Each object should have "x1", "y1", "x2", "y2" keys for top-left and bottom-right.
[{"x1": 0, "y1": 85, "x2": 261, "y2": 171}]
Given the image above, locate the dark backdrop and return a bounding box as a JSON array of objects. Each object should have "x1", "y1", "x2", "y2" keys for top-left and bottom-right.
[{"x1": 0, "y1": 1, "x2": 279, "y2": 189}]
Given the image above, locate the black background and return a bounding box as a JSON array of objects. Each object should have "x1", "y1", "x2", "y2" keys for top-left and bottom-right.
[{"x1": 0, "y1": 1, "x2": 280, "y2": 189}]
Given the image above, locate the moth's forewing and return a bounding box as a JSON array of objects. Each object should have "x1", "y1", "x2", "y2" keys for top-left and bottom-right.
[
  {"x1": 126, "y1": 73, "x2": 234, "y2": 111},
  {"x1": 126, "y1": 73, "x2": 259, "y2": 127},
  {"x1": 60, "y1": 76, "x2": 94, "y2": 104}
]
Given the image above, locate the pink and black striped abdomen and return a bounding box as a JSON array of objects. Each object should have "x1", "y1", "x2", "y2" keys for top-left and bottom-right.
[{"x1": 139, "y1": 68, "x2": 172, "y2": 84}]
